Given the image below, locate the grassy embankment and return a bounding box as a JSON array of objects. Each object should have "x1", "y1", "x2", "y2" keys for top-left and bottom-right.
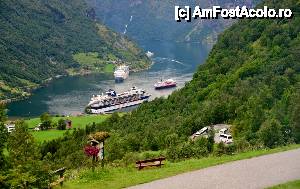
[
  {"x1": 268, "y1": 180, "x2": 300, "y2": 189},
  {"x1": 61, "y1": 144, "x2": 300, "y2": 189},
  {"x1": 26, "y1": 115, "x2": 110, "y2": 142}
]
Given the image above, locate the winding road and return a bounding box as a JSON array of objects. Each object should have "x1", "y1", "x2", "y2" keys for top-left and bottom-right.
[{"x1": 128, "y1": 148, "x2": 300, "y2": 189}]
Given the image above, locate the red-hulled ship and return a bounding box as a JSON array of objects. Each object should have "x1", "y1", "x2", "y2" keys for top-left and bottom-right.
[{"x1": 154, "y1": 79, "x2": 177, "y2": 90}]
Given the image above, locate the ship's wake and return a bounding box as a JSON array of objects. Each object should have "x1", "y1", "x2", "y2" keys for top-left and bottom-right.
[{"x1": 152, "y1": 57, "x2": 189, "y2": 67}]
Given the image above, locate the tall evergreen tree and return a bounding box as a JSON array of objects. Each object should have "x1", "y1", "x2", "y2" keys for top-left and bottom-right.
[
  {"x1": 0, "y1": 103, "x2": 8, "y2": 171},
  {"x1": 6, "y1": 121, "x2": 51, "y2": 189}
]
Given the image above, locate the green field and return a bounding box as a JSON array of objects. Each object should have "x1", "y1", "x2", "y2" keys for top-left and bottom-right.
[
  {"x1": 104, "y1": 64, "x2": 115, "y2": 73},
  {"x1": 61, "y1": 145, "x2": 300, "y2": 189},
  {"x1": 26, "y1": 115, "x2": 109, "y2": 129},
  {"x1": 72, "y1": 52, "x2": 115, "y2": 73},
  {"x1": 73, "y1": 52, "x2": 102, "y2": 65},
  {"x1": 26, "y1": 115, "x2": 110, "y2": 142},
  {"x1": 269, "y1": 180, "x2": 300, "y2": 189},
  {"x1": 31, "y1": 130, "x2": 66, "y2": 142}
]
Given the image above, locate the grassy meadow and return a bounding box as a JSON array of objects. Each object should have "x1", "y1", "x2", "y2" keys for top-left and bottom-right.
[
  {"x1": 72, "y1": 52, "x2": 115, "y2": 73},
  {"x1": 26, "y1": 114, "x2": 110, "y2": 142}
]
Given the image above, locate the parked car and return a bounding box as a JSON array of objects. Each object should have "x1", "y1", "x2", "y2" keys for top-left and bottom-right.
[
  {"x1": 220, "y1": 134, "x2": 233, "y2": 144},
  {"x1": 219, "y1": 128, "x2": 228, "y2": 135}
]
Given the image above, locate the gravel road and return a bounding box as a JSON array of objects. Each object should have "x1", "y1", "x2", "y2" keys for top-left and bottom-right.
[{"x1": 128, "y1": 148, "x2": 300, "y2": 189}]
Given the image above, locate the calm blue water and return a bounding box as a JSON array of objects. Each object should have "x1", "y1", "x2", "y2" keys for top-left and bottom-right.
[{"x1": 8, "y1": 40, "x2": 210, "y2": 117}]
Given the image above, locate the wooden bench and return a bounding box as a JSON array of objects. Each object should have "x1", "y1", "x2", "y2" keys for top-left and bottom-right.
[{"x1": 136, "y1": 157, "x2": 166, "y2": 170}]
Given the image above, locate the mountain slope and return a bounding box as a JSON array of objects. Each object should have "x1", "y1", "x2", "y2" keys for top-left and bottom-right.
[
  {"x1": 86, "y1": 0, "x2": 256, "y2": 44},
  {"x1": 96, "y1": 0, "x2": 300, "y2": 154},
  {"x1": 0, "y1": 0, "x2": 150, "y2": 101}
]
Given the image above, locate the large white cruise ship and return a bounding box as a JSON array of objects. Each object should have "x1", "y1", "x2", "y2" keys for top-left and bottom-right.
[
  {"x1": 114, "y1": 65, "x2": 129, "y2": 82},
  {"x1": 86, "y1": 87, "x2": 151, "y2": 114}
]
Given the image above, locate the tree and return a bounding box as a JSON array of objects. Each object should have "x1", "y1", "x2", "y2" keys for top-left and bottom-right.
[
  {"x1": 57, "y1": 119, "x2": 66, "y2": 130},
  {"x1": 258, "y1": 119, "x2": 284, "y2": 148},
  {"x1": 6, "y1": 121, "x2": 51, "y2": 188},
  {"x1": 291, "y1": 95, "x2": 300, "y2": 143},
  {"x1": 207, "y1": 128, "x2": 215, "y2": 153},
  {"x1": 0, "y1": 103, "x2": 8, "y2": 171},
  {"x1": 0, "y1": 103, "x2": 7, "y2": 123},
  {"x1": 7, "y1": 121, "x2": 37, "y2": 165},
  {"x1": 40, "y1": 113, "x2": 52, "y2": 130}
]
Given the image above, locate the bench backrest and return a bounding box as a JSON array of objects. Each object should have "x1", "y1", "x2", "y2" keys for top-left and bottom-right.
[{"x1": 136, "y1": 157, "x2": 166, "y2": 164}]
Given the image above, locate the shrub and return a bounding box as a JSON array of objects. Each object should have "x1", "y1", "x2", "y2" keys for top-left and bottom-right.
[
  {"x1": 214, "y1": 142, "x2": 236, "y2": 156},
  {"x1": 57, "y1": 119, "x2": 66, "y2": 130},
  {"x1": 167, "y1": 137, "x2": 210, "y2": 161},
  {"x1": 258, "y1": 119, "x2": 284, "y2": 148},
  {"x1": 214, "y1": 142, "x2": 226, "y2": 156},
  {"x1": 234, "y1": 137, "x2": 251, "y2": 152},
  {"x1": 121, "y1": 152, "x2": 140, "y2": 166}
]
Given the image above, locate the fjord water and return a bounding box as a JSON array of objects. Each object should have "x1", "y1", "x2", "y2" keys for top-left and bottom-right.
[{"x1": 8, "y1": 41, "x2": 210, "y2": 117}]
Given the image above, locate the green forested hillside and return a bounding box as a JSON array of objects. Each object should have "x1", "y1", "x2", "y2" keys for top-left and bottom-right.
[
  {"x1": 96, "y1": 0, "x2": 300, "y2": 154},
  {"x1": 0, "y1": 0, "x2": 150, "y2": 101}
]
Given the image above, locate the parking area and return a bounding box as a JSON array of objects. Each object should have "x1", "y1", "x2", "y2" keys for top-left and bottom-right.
[
  {"x1": 212, "y1": 124, "x2": 231, "y2": 143},
  {"x1": 191, "y1": 124, "x2": 232, "y2": 144}
]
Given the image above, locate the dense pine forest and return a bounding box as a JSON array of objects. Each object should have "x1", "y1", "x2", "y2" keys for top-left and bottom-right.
[
  {"x1": 0, "y1": 0, "x2": 150, "y2": 101},
  {"x1": 0, "y1": 0, "x2": 299, "y2": 188}
]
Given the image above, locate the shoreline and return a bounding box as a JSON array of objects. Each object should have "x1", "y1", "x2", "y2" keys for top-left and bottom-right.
[{"x1": 1, "y1": 60, "x2": 154, "y2": 107}]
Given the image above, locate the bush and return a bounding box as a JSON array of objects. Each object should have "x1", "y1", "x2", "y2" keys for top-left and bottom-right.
[
  {"x1": 121, "y1": 152, "x2": 140, "y2": 166},
  {"x1": 214, "y1": 142, "x2": 236, "y2": 156},
  {"x1": 57, "y1": 119, "x2": 66, "y2": 130},
  {"x1": 193, "y1": 137, "x2": 209, "y2": 158},
  {"x1": 214, "y1": 142, "x2": 226, "y2": 156},
  {"x1": 234, "y1": 137, "x2": 251, "y2": 152},
  {"x1": 258, "y1": 119, "x2": 284, "y2": 148},
  {"x1": 167, "y1": 137, "x2": 210, "y2": 161},
  {"x1": 40, "y1": 113, "x2": 52, "y2": 130}
]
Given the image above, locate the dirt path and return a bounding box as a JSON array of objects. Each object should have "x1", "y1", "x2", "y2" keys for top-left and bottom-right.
[{"x1": 128, "y1": 148, "x2": 300, "y2": 189}]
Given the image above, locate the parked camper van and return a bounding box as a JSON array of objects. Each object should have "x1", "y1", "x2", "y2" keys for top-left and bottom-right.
[
  {"x1": 219, "y1": 128, "x2": 228, "y2": 135},
  {"x1": 220, "y1": 134, "x2": 233, "y2": 144}
]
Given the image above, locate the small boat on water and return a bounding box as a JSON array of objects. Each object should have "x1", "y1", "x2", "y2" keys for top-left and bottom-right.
[
  {"x1": 154, "y1": 79, "x2": 177, "y2": 90},
  {"x1": 146, "y1": 51, "x2": 154, "y2": 57},
  {"x1": 114, "y1": 65, "x2": 129, "y2": 82}
]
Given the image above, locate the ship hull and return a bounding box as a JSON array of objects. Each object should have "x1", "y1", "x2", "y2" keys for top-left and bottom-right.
[
  {"x1": 87, "y1": 96, "x2": 150, "y2": 114},
  {"x1": 115, "y1": 77, "x2": 124, "y2": 83},
  {"x1": 114, "y1": 65, "x2": 129, "y2": 83},
  {"x1": 154, "y1": 84, "x2": 177, "y2": 90}
]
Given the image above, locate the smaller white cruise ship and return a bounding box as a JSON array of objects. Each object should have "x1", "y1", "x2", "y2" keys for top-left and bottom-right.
[{"x1": 114, "y1": 65, "x2": 129, "y2": 82}]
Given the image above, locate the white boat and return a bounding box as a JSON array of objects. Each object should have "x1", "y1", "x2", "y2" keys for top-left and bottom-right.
[
  {"x1": 86, "y1": 87, "x2": 151, "y2": 114},
  {"x1": 114, "y1": 65, "x2": 129, "y2": 82},
  {"x1": 146, "y1": 51, "x2": 154, "y2": 57}
]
